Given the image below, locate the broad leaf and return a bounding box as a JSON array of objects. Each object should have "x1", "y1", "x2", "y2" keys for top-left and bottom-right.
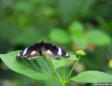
[
  {"x1": 0, "y1": 51, "x2": 53, "y2": 80},
  {"x1": 71, "y1": 71, "x2": 112, "y2": 83}
]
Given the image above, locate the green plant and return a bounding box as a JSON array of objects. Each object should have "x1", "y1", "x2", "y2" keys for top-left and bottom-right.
[{"x1": 0, "y1": 50, "x2": 112, "y2": 86}]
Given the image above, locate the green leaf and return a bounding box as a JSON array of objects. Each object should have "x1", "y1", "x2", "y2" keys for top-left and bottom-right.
[
  {"x1": 69, "y1": 21, "x2": 84, "y2": 35},
  {"x1": 67, "y1": 55, "x2": 78, "y2": 61},
  {"x1": 51, "y1": 59, "x2": 68, "y2": 69},
  {"x1": 71, "y1": 34, "x2": 88, "y2": 49},
  {"x1": 69, "y1": 21, "x2": 88, "y2": 49},
  {"x1": 71, "y1": 71, "x2": 112, "y2": 83},
  {"x1": 0, "y1": 51, "x2": 52, "y2": 80},
  {"x1": 87, "y1": 29, "x2": 111, "y2": 46},
  {"x1": 49, "y1": 28, "x2": 70, "y2": 44},
  {"x1": 51, "y1": 55, "x2": 77, "y2": 69}
]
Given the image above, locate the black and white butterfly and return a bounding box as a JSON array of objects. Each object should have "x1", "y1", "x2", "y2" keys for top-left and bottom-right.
[{"x1": 16, "y1": 41, "x2": 70, "y2": 60}]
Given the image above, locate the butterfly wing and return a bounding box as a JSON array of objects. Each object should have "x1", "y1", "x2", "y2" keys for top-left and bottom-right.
[
  {"x1": 42, "y1": 43, "x2": 70, "y2": 58},
  {"x1": 16, "y1": 41, "x2": 70, "y2": 59},
  {"x1": 16, "y1": 43, "x2": 42, "y2": 59}
]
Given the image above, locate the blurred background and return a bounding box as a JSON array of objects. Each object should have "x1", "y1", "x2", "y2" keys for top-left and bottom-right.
[{"x1": 0, "y1": 0, "x2": 112, "y2": 86}]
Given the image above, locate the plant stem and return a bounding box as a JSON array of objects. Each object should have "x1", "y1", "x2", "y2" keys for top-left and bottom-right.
[
  {"x1": 46, "y1": 58, "x2": 62, "y2": 83},
  {"x1": 66, "y1": 56, "x2": 80, "y2": 81},
  {"x1": 62, "y1": 64, "x2": 65, "y2": 80},
  {"x1": 46, "y1": 58, "x2": 67, "y2": 86},
  {"x1": 62, "y1": 81, "x2": 66, "y2": 86}
]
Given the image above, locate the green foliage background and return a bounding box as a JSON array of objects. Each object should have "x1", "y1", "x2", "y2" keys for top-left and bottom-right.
[{"x1": 0, "y1": 0, "x2": 112, "y2": 86}]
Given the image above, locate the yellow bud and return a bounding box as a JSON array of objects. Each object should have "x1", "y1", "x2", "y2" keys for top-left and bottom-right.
[
  {"x1": 76, "y1": 50, "x2": 86, "y2": 56},
  {"x1": 108, "y1": 60, "x2": 112, "y2": 68}
]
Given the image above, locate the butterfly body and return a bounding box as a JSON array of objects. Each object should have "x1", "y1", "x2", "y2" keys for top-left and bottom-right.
[{"x1": 16, "y1": 41, "x2": 69, "y2": 60}]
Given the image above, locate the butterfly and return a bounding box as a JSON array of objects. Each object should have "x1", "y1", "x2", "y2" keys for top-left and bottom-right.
[{"x1": 16, "y1": 41, "x2": 70, "y2": 60}]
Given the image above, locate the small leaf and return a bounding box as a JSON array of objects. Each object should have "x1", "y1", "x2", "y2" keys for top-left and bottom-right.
[
  {"x1": 67, "y1": 55, "x2": 78, "y2": 61},
  {"x1": 51, "y1": 59, "x2": 68, "y2": 69},
  {"x1": 49, "y1": 28, "x2": 70, "y2": 44},
  {"x1": 51, "y1": 55, "x2": 77, "y2": 69},
  {"x1": 69, "y1": 21, "x2": 84, "y2": 35},
  {"x1": 71, "y1": 71, "x2": 112, "y2": 83},
  {"x1": 0, "y1": 51, "x2": 52, "y2": 80}
]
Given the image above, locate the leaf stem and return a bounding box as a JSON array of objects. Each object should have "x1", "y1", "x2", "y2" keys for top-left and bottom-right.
[
  {"x1": 62, "y1": 81, "x2": 66, "y2": 86},
  {"x1": 62, "y1": 64, "x2": 65, "y2": 80},
  {"x1": 66, "y1": 56, "x2": 80, "y2": 81},
  {"x1": 46, "y1": 58, "x2": 62, "y2": 83}
]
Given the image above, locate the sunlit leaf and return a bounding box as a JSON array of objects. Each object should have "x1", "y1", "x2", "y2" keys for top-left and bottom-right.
[
  {"x1": 49, "y1": 28, "x2": 70, "y2": 44},
  {"x1": 71, "y1": 71, "x2": 112, "y2": 83},
  {"x1": 0, "y1": 51, "x2": 52, "y2": 80},
  {"x1": 69, "y1": 21, "x2": 84, "y2": 35}
]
